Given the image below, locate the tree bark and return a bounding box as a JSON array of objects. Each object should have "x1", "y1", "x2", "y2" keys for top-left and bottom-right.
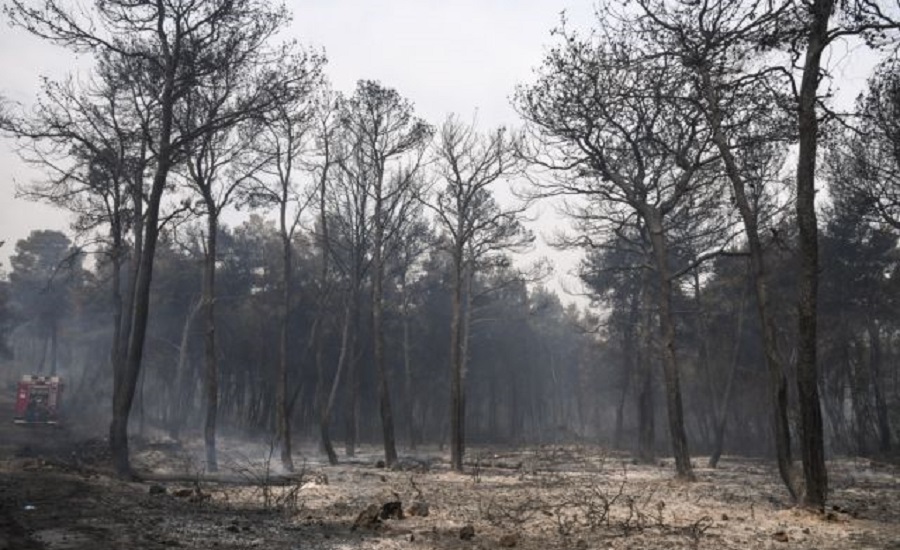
[
  {"x1": 202, "y1": 211, "x2": 219, "y2": 473},
  {"x1": 372, "y1": 191, "x2": 398, "y2": 467},
  {"x1": 699, "y1": 68, "x2": 803, "y2": 499},
  {"x1": 402, "y1": 290, "x2": 418, "y2": 450},
  {"x1": 795, "y1": 0, "x2": 833, "y2": 510},
  {"x1": 276, "y1": 227, "x2": 294, "y2": 471},
  {"x1": 849, "y1": 332, "x2": 870, "y2": 456},
  {"x1": 344, "y1": 285, "x2": 359, "y2": 458},
  {"x1": 636, "y1": 300, "x2": 655, "y2": 464},
  {"x1": 614, "y1": 292, "x2": 639, "y2": 450},
  {"x1": 449, "y1": 254, "x2": 465, "y2": 471},
  {"x1": 708, "y1": 283, "x2": 745, "y2": 468},
  {"x1": 646, "y1": 211, "x2": 694, "y2": 480},
  {"x1": 321, "y1": 304, "x2": 350, "y2": 465},
  {"x1": 868, "y1": 320, "x2": 891, "y2": 453},
  {"x1": 109, "y1": 66, "x2": 174, "y2": 477},
  {"x1": 169, "y1": 298, "x2": 201, "y2": 440}
]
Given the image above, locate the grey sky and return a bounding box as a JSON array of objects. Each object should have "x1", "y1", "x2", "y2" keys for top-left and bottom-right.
[
  {"x1": 0, "y1": 1, "x2": 883, "y2": 303},
  {"x1": 0, "y1": 0, "x2": 593, "y2": 298}
]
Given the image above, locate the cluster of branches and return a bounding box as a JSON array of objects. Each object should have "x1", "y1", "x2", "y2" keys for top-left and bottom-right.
[
  {"x1": 1, "y1": 0, "x2": 540, "y2": 479},
  {"x1": 516, "y1": 0, "x2": 900, "y2": 509}
]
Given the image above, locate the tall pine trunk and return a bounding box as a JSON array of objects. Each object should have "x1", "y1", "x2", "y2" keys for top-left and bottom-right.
[
  {"x1": 321, "y1": 304, "x2": 350, "y2": 465},
  {"x1": 701, "y1": 71, "x2": 803, "y2": 499},
  {"x1": 795, "y1": 0, "x2": 832, "y2": 510},
  {"x1": 109, "y1": 70, "x2": 173, "y2": 476},
  {"x1": 868, "y1": 321, "x2": 892, "y2": 452},
  {"x1": 276, "y1": 224, "x2": 294, "y2": 471},
  {"x1": 647, "y1": 212, "x2": 693, "y2": 480},
  {"x1": 202, "y1": 211, "x2": 219, "y2": 472},
  {"x1": 636, "y1": 298, "x2": 655, "y2": 463},
  {"x1": 402, "y1": 295, "x2": 418, "y2": 450},
  {"x1": 449, "y1": 253, "x2": 465, "y2": 471},
  {"x1": 372, "y1": 192, "x2": 398, "y2": 467},
  {"x1": 708, "y1": 283, "x2": 745, "y2": 468}
]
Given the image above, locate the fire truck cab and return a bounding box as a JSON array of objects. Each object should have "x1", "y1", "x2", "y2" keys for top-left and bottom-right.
[{"x1": 14, "y1": 375, "x2": 63, "y2": 424}]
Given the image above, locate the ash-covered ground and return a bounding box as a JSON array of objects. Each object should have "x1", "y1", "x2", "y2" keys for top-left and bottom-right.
[{"x1": 1, "y1": 418, "x2": 899, "y2": 550}]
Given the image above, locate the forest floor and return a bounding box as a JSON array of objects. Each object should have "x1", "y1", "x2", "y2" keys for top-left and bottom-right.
[{"x1": 1, "y1": 412, "x2": 899, "y2": 549}]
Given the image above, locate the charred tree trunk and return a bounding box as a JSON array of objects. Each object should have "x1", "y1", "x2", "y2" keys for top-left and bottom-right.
[
  {"x1": 636, "y1": 305, "x2": 655, "y2": 463},
  {"x1": 709, "y1": 283, "x2": 746, "y2": 468},
  {"x1": 169, "y1": 298, "x2": 201, "y2": 441},
  {"x1": 109, "y1": 70, "x2": 174, "y2": 476},
  {"x1": 112, "y1": 168, "x2": 142, "y2": 392},
  {"x1": 449, "y1": 254, "x2": 465, "y2": 471},
  {"x1": 700, "y1": 68, "x2": 803, "y2": 500},
  {"x1": 276, "y1": 222, "x2": 295, "y2": 472},
  {"x1": 795, "y1": 0, "x2": 832, "y2": 510},
  {"x1": 613, "y1": 364, "x2": 630, "y2": 450},
  {"x1": 868, "y1": 321, "x2": 891, "y2": 453},
  {"x1": 693, "y1": 271, "x2": 719, "y2": 453},
  {"x1": 849, "y1": 333, "x2": 870, "y2": 456},
  {"x1": 344, "y1": 286, "x2": 360, "y2": 458},
  {"x1": 202, "y1": 211, "x2": 219, "y2": 473},
  {"x1": 321, "y1": 304, "x2": 350, "y2": 465},
  {"x1": 647, "y1": 212, "x2": 694, "y2": 480},
  {"x1": 402, "y1": 295, "x2": 418, "y2": 450},
  {"x1": 614, "y1": 292, "x2": 639, "y2": 450},
  {"x1": 372, "y1": 193, "x2": 398, "y2": 467}
]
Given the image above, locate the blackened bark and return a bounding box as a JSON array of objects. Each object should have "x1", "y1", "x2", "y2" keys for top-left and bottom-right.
[
  {"x1": 321, "y1": 305, "x2": 350, "y2": 465},
  {"x1": 110, "y1": 157, "x2": 170, "y2": 477},
  {"x1": 449, "y1": 255, "x2": 465, "y2": 471},
  {"x1": 849, "y1": 333, "x2": 870, "y2": 456},
  {"x1": 276, "y1": 224, "x2": 294, "y2": 472},
  {"x1": 402, "y1": 294, "x2": 418, "y2": 450},
  {"x1": 203, "y1": 212, "x2": 219, "y2": 473},
  {"x1": 169, "y1": 298, "x2": 200, "y2": 441},
  {"x1": 708, "y1": 285, "x2": 745, "y2": 468},
  {"x1": 700, "y1": 69, "x2": 802, "y2": 499},
  {"x1": 868, "y1": 321, "x2": 891, "y2": 452},
  {"x1": 647, "y1": 213, "x2": 694, "y2": 480},
  {"x1": 614, "y1": 292, "x2": 639, "y2": 450},
  {"x1": 795, "y1": 0, "x2": 833, "y2": 510},
  {"x1": 636, "y1": 302, "x2": 655, "y2": 464},
  {"x1": 109, "y1": 64, "x2": 174, "y2": 476},
  {"x1": 344, "y1": 285, "x2": 360, "y2": 458},
  {"x1": 372, "y1": 192, "x2": 398, "y2": 467}
]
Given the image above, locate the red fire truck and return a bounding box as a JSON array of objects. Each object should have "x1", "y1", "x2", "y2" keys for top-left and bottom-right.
[{"x1": 13, "y1": 375, "x2": 63, "y2": 424}]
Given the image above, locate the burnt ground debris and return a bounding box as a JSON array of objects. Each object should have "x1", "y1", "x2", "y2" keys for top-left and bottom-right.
[{"x1": 1, "y1": 409, "x2": 899, "y2": 550}]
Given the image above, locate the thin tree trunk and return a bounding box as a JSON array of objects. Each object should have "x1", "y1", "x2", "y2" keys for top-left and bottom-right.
[
  {"x1": 709, "y1": 283, "x2": 747, "y2": 468},
  {"x1": 614, "y1": 292, "x2": 639, "y2": 450},
  {"x1": 344, "y1": 286, "x2": 359, "y2": 458},
  {"x1": 372, "y1": 198, "x2": 398, "y2": 467},
  {"x1": 849, "y1": 333, "x2": 870, "y2": 456},
  {"x1": 203, "y1": 211, "x2": 219, "y2": 473},
  {"x1": 110, "y1": 157, "x2": 170, "y2": 477},
  {"x1": 276, "y1": 220, "x2": 295, "y2": 471},
  {"x1": 795, "y1": 0, "x2": 833, "y2": 510},
  {"x1": 449, "y1": 254, "x2": 465, "y2": 471},
  {"x1": 647, "y1": 213, "x2": 694, "y2": 480},
  {"x1": 170, "y1": 298, "x2": 201, "y2": 440},
  {"x1": 322, "y1": 303, "x2": 351, "y2": 465},
  {"x1": 699, "y1": 66, "x2": 803, "y2": 500},
  {"x1": 636, "y1": 300, "x2": 655, "y2": 463},
  {"x1": 868, "y1": 320, "x2": 891, "y2": 452},
  {"x1": 402, "y1": 294, "x2": 418, "y2": 450},
  {"x1": 110, "y1": 114, "x2": 172, "y2": 477},
  {"x1": 693, "y1": 271, "x2": 719, "y2": 452}
]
